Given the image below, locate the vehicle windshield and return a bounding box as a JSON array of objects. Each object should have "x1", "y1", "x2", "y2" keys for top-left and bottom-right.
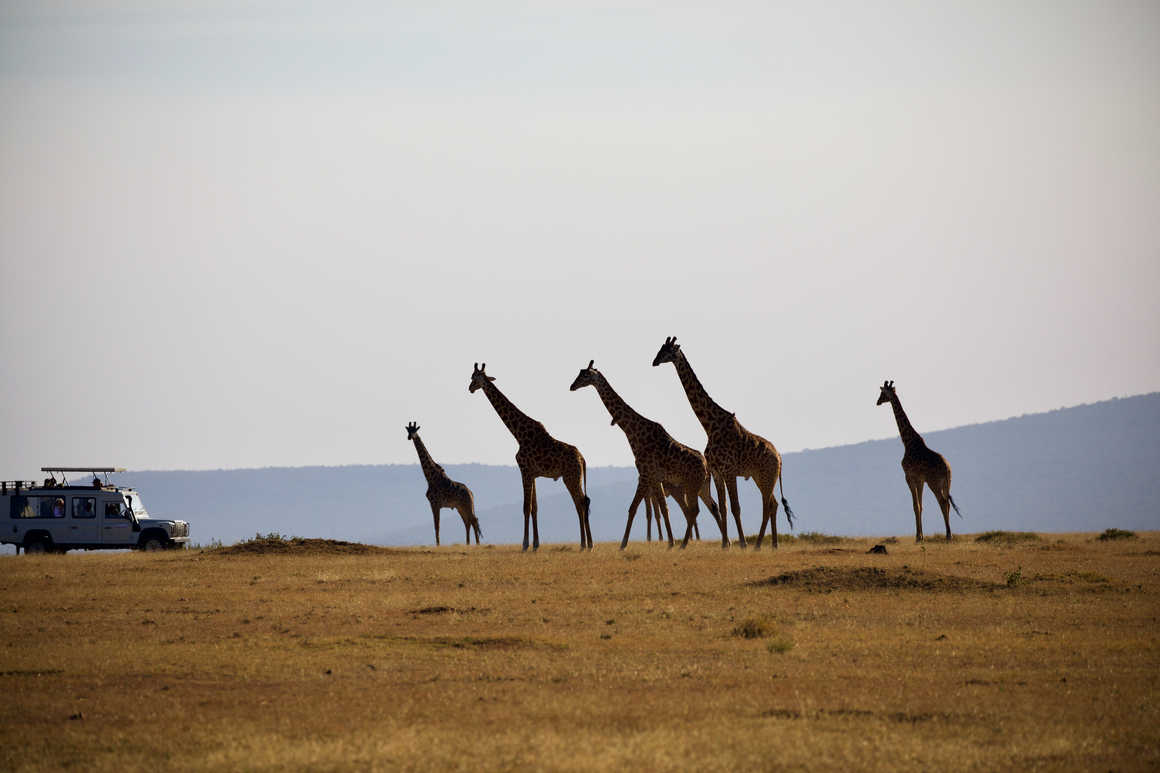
[{"x1": 125, "y1": 491, "x2": 149, "y2": 519}]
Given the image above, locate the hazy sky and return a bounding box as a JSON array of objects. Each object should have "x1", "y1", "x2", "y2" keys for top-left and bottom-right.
[{"x1": 2, "y1": 1, "x2": 1157, "y2": 477}]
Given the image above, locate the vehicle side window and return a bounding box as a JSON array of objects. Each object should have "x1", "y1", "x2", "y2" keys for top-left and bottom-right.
[
  {"x1": 73, "y1": 497, "x2": 96, "y2": 519},
  {"x1": 16, "y1": 496, "x2": 66, "y2": 518},
  {"x1": 104, "y1": 501, "x2": 128, "y2": 519}
]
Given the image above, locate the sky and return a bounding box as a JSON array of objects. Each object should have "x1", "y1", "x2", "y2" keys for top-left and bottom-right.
[{"x1": 1, "y1": 1, "x2": 1157, "y2": 477}]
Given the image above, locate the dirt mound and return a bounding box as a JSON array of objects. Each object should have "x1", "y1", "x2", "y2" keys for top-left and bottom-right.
[
  {"x1": 750, "y1": 565, "x2": 1002, "y2": 593},
  {"x1": 212, "y1": 535, "x2": 394, "y2": 556}
]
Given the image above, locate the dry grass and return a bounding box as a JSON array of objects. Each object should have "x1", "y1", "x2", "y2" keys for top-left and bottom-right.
[{"x1": 1, "y1": 531, "x2": 1158, "y2": 772}]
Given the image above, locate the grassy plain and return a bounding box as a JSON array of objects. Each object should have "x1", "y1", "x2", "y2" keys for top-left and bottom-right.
[{"x1": 2, "y1": 531, "x2": 1158, "y2": 771}]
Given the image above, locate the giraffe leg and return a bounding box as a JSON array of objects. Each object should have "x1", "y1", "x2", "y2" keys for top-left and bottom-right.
[
  {"x1": 461, "y1": 492, "x2": 481, "y2": 544},
  {"x1": 907, "y1": 476, "x2": 924, "y2": 542},
  {"x1": 645, "y1": 496, "x2": 653, "y2": 542},
  {"x1": 653, "y1": 488, "x2": 674, "y2": 545},
  {"x1": 622, "y1": 480, "x2": 647, "y2": 549},
  {"x1": 932, "y1": 479, "x2": 953, "y2": 540},
  {"x1": 653, "y1": 482, "x2": 675, "y2": 549},
  {"x1": 765, "y1": 485, "x2": 780, "y2": 549},
  {"x1": 530, "y1": 476, "x2": 541, "y2": 551},
  {"x1": 677, "y1": 488, "x2": 699, "y2": 549},
  {"x1": 520, "y1": 467, "x2": 535, "y2": 552},
  {"x1": 428, "y1": 500, "x2": 441, "y2": 547},
  {"x1": 564, "y1": 470, "x2": 590, "y2": 551},
  {"x1": 455, "y1": 502, "x2": 473, "y2": 545},
  {"x1": 754, "y1": 493, "x2": 768, "y2": 550},
  {"x1": 700, "y1": 479, "x2": 728, "y2": 548},
  {"x1": 726, "y1": 477, "x2": 747, "y2": 549},
  {"x1": 659, "y1": 493, "x2": 674, "y2": 545},
  {"x1": 712, "y1": 472, "x2": 729, "y2": 540}
]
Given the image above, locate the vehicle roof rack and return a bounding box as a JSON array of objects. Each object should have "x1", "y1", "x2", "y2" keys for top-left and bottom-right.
[{"x1": 41, "y1": 467, "x2": 125, "y2": 473}]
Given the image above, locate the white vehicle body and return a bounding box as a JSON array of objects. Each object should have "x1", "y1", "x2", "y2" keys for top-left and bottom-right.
[{"x1": 1, "y1": 467, "x2": 189, "y2": 554}]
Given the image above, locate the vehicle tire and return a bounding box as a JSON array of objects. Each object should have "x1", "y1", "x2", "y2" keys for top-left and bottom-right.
[
  {"x1": 23, "y1": 537, "x2": 50, "y2": 555},
  {"x1": 141, "y1": 535, "x2": 167, "y2": 552}
]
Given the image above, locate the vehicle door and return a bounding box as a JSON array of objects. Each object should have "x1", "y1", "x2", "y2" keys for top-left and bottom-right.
[
  {"x1": 99, "y1": 497, "x2": 135, "y2": 546},
  {"x1": 18, "y1": 495, "x2": 71, "y2": 543},
  {"x1": 67, "y1": 496, "x2": 99, "y2": 544}
]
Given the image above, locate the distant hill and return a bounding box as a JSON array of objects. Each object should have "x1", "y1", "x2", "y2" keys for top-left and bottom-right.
[{"x1": 21, "y1": 393, "x2": 1156, "y2": 550}]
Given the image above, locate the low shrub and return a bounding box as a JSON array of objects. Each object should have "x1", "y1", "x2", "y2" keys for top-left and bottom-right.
[
  {"x1": 976, "y1": 531, "x2": 1041, "y2": 545},
  {"x1": 1098, "y1": 528, "x2": 1137, "y2": 541},
  {"x1": 783, "y1": 532, "x2": 848, "y2": 545}
]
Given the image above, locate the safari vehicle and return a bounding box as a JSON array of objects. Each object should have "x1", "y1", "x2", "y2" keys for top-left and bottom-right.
[{"x1": 1, "y1": 467, "x2": 189, "y2": 554}]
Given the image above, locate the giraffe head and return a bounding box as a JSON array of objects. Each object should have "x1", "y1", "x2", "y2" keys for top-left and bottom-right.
[
  {"x1": 652, "y1": 335, "x2": 681, "y2": 367},
  {"x1": 570, "y1": 360, "x2": 617, "y2": 424},
  {"x1": 405, "y1": 421, "x2": 420, "y2": 441},
  {"x1": 568, "y1": 360, "x2": 599, "y2": 392},
  {"x1": 469, "y1": 362, "x2": 495, "y2": 393},
  {"x1": 877, "y1": 380, "x2": 896, "y2": 406}
]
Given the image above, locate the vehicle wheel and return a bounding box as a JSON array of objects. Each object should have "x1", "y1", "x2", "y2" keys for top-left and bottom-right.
[
  {"x1": 23, "y1": 538, "x2": 50, "y2": 555},
  {"x1": 141, "y1": 536, "x2": 167, "y2": 552}
]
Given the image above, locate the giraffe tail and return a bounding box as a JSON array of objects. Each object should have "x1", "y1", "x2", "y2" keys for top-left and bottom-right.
[
  {"x1": 948, "y1": 494, "x2": 963, "y2": 519},
  {"x1": 778, "y1": 471, "x2": 796, "y2": 530}
]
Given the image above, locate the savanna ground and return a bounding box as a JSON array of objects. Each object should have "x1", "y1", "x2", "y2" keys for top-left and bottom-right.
[{"x1": 2, "y1": 530, "x2": 1158, "y2": 772}]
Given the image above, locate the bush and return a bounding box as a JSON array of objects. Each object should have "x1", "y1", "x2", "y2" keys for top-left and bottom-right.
[
  {"x1": 1097, "y1": 528, "x2": 1136, "y2": 541},
  {"x1": 976, "y1": 531, "x2": 1041, "y2": 545}
]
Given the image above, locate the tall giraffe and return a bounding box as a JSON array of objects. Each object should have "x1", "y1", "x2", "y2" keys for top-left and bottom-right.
[
  {"x1": 469, "y1": 363, "x2": 592, "y2": 551},
  {"x1": 405, "y1": 422, "x2": 482, "y2": 546},
  {"x1": 570, "y1": 360, "x2": 725, "y2": 549},
  {"x1": 652, "y1": 336, "x2": 795, "y2": 548},
  {"x1": 876, "y1": 380, "x2": 961, "y2": 541}
]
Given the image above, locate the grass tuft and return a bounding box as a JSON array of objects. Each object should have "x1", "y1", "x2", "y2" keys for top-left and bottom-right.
[
  {"x1": 782, "y1": 532, "x2": 849, "y2": 545},
  {"x1": 766, "y1": 636, "x2": 795, "y2": 654},
  {"x1": 1098, "y1": 528, "x2": 1137, "y2": 541},
  {"x1": 1005, "y1": 566, "x2": 1023, "y2": 587},
  {"x1": 976, "y1": 531, "x2": 1041, "y2": 545},
  {"x1": 732, "y1": 618, "x2": 771, "y2": 639}
]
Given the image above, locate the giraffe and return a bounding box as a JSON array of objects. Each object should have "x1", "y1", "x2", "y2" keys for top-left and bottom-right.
[
  {"x1": 652, "y1": 336, "x2": 796, "y2": 549},
  {"x1": 570, "y1": 360, "x2": 725, "y2": 549},
  {"x1": 405, "y1": 422, "x2": 482, "y2": 546},
  {"x1": 469, "y1": 363, "x2": 593, "y2": 551},
  {"x1": 876, "y1": 380, "x2": 961, "y2": 542}
]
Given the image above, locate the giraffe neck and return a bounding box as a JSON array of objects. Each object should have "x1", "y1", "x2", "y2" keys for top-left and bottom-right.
[
  {"x1": 888, "y1": 395, "x2": 926, "y2": 450},
  {"x1": 590, "y1": 372, "x2": 648, "y2": 441},
  {"x1": 410, "y1": 436, "x2": 443, "y2": 481},
  {"x1": 673, "y1": 352, "x2": 733, "y2": 434},
  {"x1": 480, "y1": 378, "x2": 540, "y2": 442}
]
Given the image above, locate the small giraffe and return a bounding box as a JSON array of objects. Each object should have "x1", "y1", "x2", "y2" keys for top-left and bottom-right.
[
  {"x1": 570, "y1": 360, "x2": 724, "y2": 549},
  {"x1": 652, "y1": 336, "x2": 796, "y2": 548},
  {"x1": 876, "y1": 380, "x2": 961, "y2": 541},
  {"x1": 469, "y1": 363, "x2": 593, "y2": 551},
  {"x1": 405, "y1": 422, "x2": 482, "y2": 546}
]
